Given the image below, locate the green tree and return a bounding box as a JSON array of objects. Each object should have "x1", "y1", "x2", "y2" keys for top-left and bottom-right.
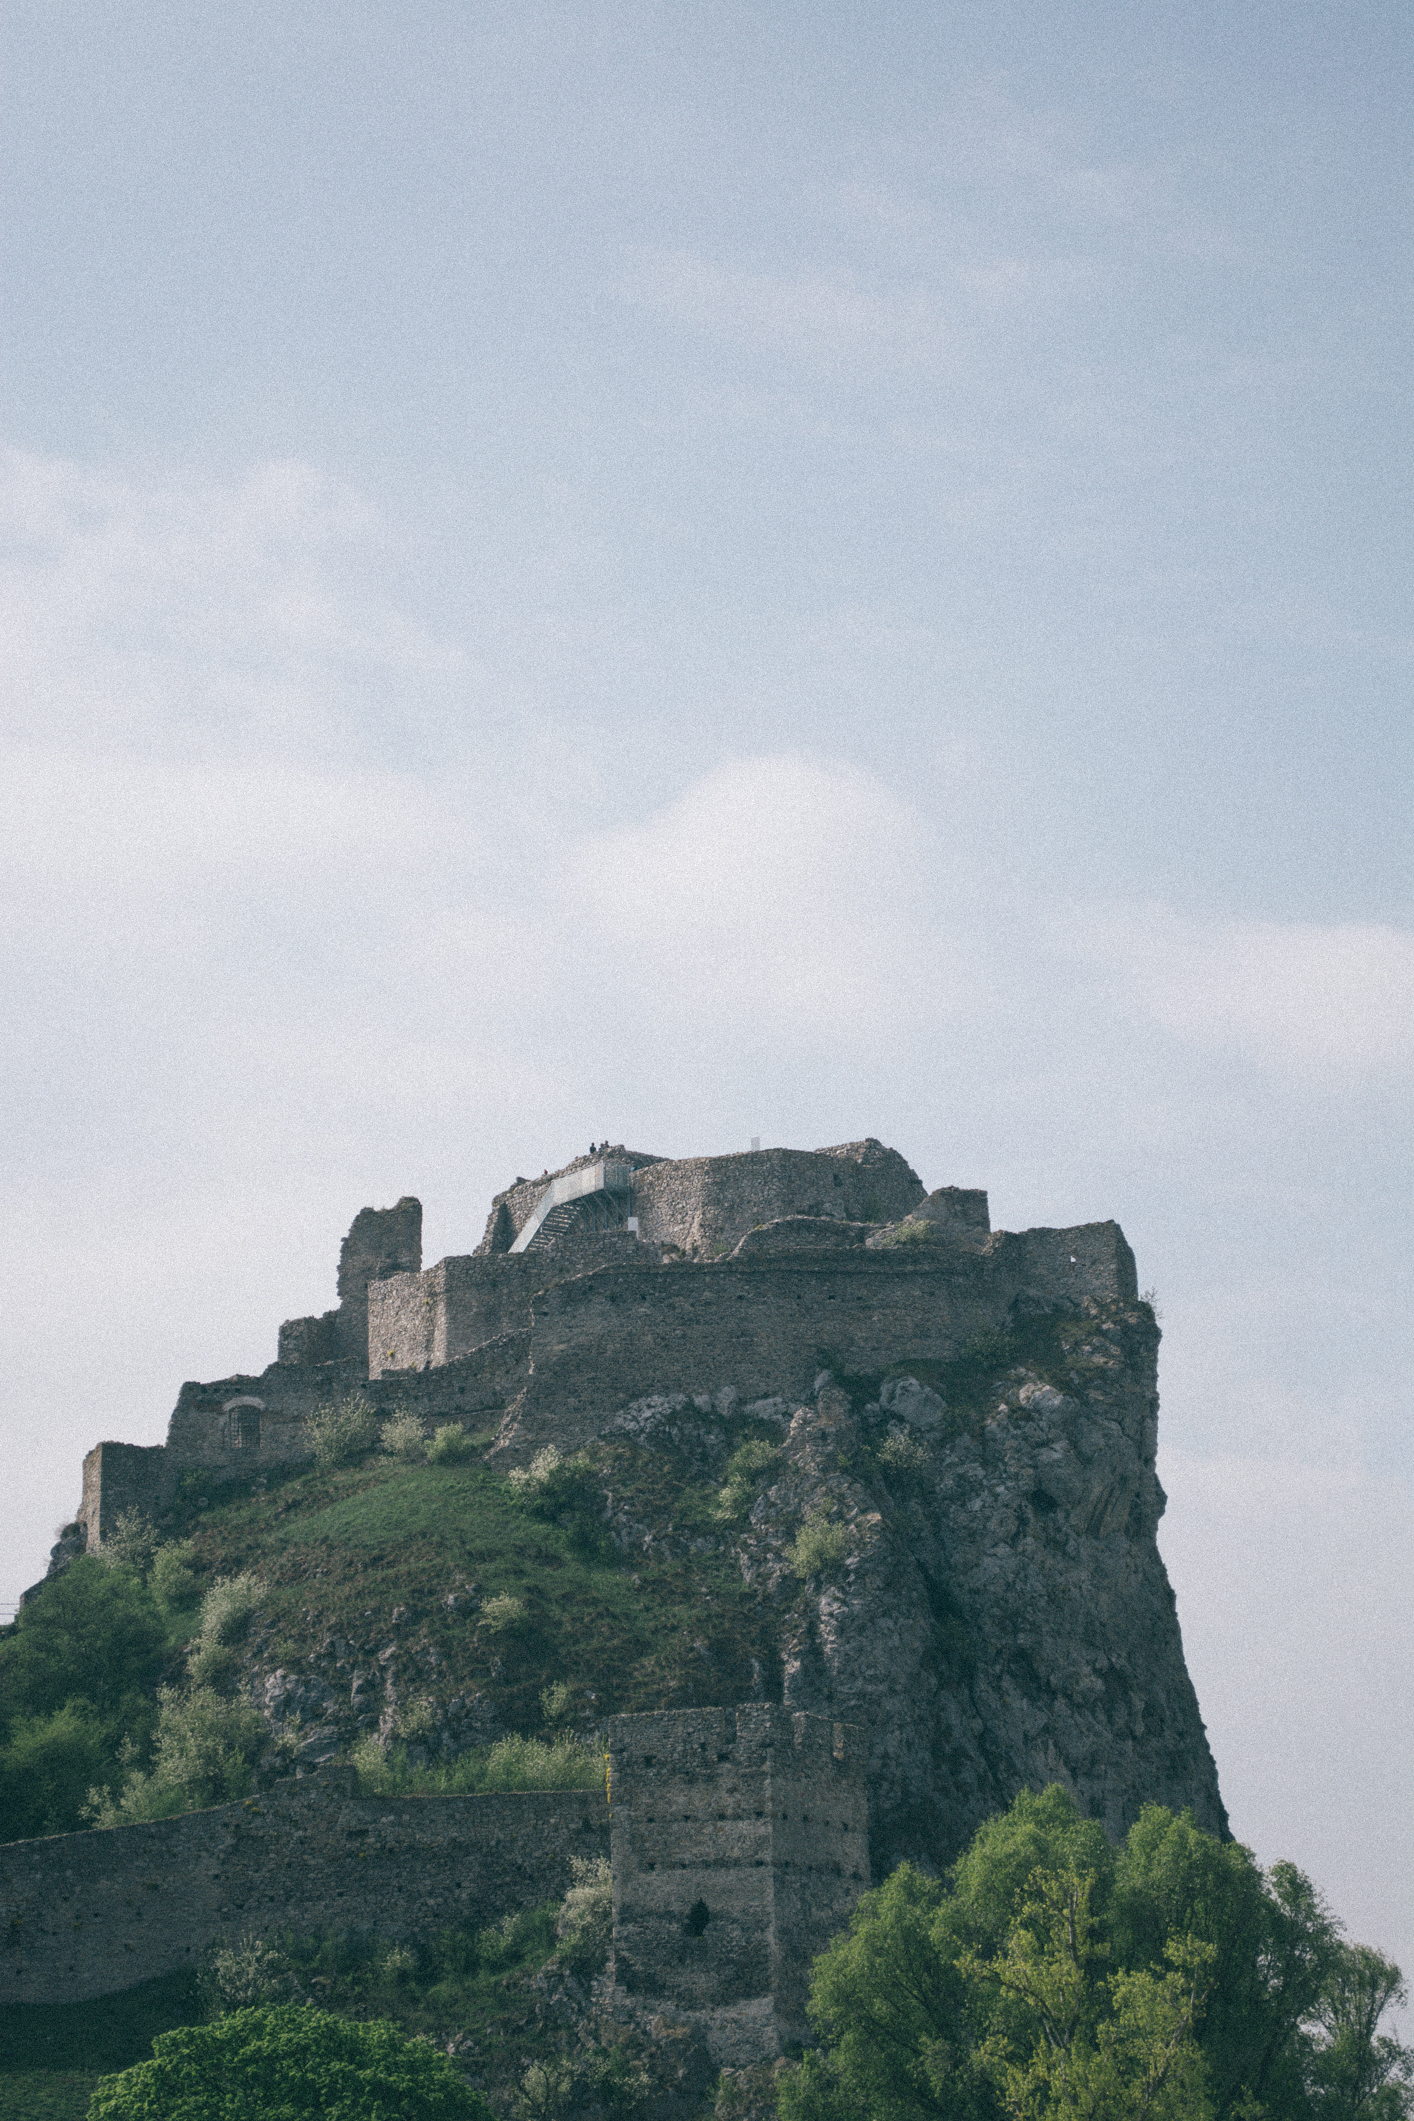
[
  {"x1": 0, "y1": 1556, "x2": 166, "y2": 1720},
  {"x1": 87, "y1": 2003, "x2": 493, "y2": 2119},
  {"x1": 86, "y1": 1683, "x2": 266, "y2": 1825},
  {"x1": 0, "y1": 1699, "x2": 111, "y2": 1840},
  {"x1": 780, "y1": 1788, "x2": 1411, "y2": 2121},
  {"x1": 1308, "y1": 1945, "x2": 1414, "y2": 2121},
  {"x1": 0, "y1": 1558, "x2": 168, "y2": 1838},
  {"x1": 964, "y1": 1863, "x2": 1214, "y2": 2121},
  {"x1": 1113, "y1": 1804, "x2": 1338, "y2": 2118},
  {"x1": 779, "y1": 1861, "x2": 998, "y2": 2121}
]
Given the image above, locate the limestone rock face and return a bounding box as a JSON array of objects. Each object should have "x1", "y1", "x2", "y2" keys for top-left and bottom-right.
[{"x1": 728, "y1": 1299, "x2": 1225, "y2": 1873}]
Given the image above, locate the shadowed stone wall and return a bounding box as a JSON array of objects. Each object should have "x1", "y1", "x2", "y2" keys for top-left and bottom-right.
[
  {"x1": 494, "y1": 1223, "x2": 1137, "y2": 1463},
  {"x1": 0, "y1": 1771, "x2": 608, "y2": 2007}
]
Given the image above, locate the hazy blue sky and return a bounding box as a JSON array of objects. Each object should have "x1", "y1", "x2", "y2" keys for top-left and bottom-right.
[{"x1": 2, "y1": 0, "x2": 1409, "y2": 1997}]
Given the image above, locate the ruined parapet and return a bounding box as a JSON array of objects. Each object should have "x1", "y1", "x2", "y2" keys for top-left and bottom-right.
[
  {"x1": 914, "y1": 1185, "x2": 991, "y2": 1237},
  {"x1": 0, "y1": 1774, "x2": 608, "y2": 2007},
  {"x1": 608, "y1": 1705, "x2": 868, "y2": 2064},
  {"x1": 278, "y1": 1196, "x2": 423, "y2": 1368},
  {"x1": 76, "y1": 1442, "x2": 177, "y2": 1551},
  {"x1": 632, "y1": 1139, "x2": 925, "y2": 1257},
  {"x1": 368, "y1": 1234, "x2": 657, "y2": 1380},
  {"x1": 990, "y1": 1220, "x2": 1138, "y2": 1310}
]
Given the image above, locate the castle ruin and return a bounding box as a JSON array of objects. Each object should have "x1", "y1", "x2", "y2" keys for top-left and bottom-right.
[{"x1": 10, "y1": 1135, "x2": 1222, "y2": 2060}]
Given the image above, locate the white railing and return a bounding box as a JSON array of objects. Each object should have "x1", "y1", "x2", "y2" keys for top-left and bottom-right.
[{"x1": 509, "y1": 1160, "x2": 634, "y2": 1253}]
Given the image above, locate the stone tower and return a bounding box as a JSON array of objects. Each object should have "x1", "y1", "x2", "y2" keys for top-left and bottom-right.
[{"x1": 607, "y1": 1705, "x2": 869, "y2": 2064}]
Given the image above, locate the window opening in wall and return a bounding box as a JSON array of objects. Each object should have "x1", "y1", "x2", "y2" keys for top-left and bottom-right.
[{"x1": 222, "y1": 1396, "x2": 264, "y2": 1449}]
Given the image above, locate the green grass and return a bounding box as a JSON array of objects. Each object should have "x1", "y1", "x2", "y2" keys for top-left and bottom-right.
[{"x1": 180, "y1": 1428, "x2": 781, "y2": 1737}]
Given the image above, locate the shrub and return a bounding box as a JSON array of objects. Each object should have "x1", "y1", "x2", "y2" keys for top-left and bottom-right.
[
  {"x1": 199, "y1": 1571, "x2": 264, "y2": 1646},
  {"x1": 0, "y1": 1555, "x2": 166, "y2": 1719},
  {"x1": 788, "y1": 1502, "x2": 853, "y2": 1579},
  {"x1": 151, "y1": 1539, "x2": 201, "y2": 1610},
  {"x1": 427, "y1": 1421, "x2": 473, "y2": 1463},
  {"x1": 352, "y1": 1730, "x2": 603, "y2": 1797},
  {"x1": 714, "y1": 1438, "x2": 781, "y2": 1521},
  {"x1": 187, "y1": 1638, "x2": 241, "y2": 1692},
  {"x1": 87, "y1": 1683, "x2": 266, "y2": 1825},
  {"x1": 540, "y1": 1679, "x2": 572, "y2": 1725},
  {"x1": 98, "y1": 1509, "x2": 161, "y2": 1579},
  {"x1": 203, "y1": 1931, "x2": 287, "y2": 2012},
  {"x1": 508, "y1": 1448, "x2": 613, "y2": 1558},
  {"x1": 87, "y1": 2003, "x2": 493, "y2": 2120},
  {"x1": 507, "y1": 1445, "x2": 563, "y2": 1493},
  {"x1": 878, "y1": 1428, "x2": 929, "y2": 1476},
  {"x1": 556, "y1": 1853, "x2": 612, "y2": 1979},
  {"x1": 873, "y1": 1216, "x2": 933, "y2": 1248},
  {"x1": 479, "y1": 1592, "x2": 527, "y2": 1634},
  {"x1": 380, "y1": 1408, "x2": 427, "y2": 1461},
  {"x1": 0, "y1": 1700, "x2": 112, "y2": 1841},
  {"x1": 307, "y1": 1393, "x2": 381, "y2": 1470},
  {"x1": 395, "y1": 1695, "x2": 438, "y2": 1740},
  {"x1": 479, "y1": 1903, "x2": 560, "y2": 1975}
]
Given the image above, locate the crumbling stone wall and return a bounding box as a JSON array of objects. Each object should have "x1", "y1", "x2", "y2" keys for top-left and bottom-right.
[
  {"x1": 77, "y1": 1442, "x2": 176, "y2": 1551},
  {"x1": 0, "y1": 1771, "x2": 608, "y2": 2007},
  {"x1": 368, "y1": 1234, "x2": 655, "y2": 1380},
  {"x1": 631, "y1": 1141, "x2": 925, "y2": 1257},
  {"x1": 608, "y1": 1706, "x2": 868, "y2": 2063},
  {"x1": 279, "y1": 1197, "x2": 423, "y2": 1368}
]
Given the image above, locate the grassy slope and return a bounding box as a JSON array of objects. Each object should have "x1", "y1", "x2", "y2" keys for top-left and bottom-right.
[{"x1": 180, "y1": 1421, "x2": 784, "y2": 1738}]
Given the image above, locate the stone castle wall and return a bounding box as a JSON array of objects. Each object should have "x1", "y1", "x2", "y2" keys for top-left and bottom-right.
[
  {"x1": 608, "y1": 1706, "x2": 868, "y2": 2062},
  {"x1": 493, "y1": 1223, "x2": 1137, "y2": 1463},
  {"x1": 368, "y1": 1234, "x2": 651, "y2": 1380},
  {"x1": 630, "y1": 1142, "x2": 925, "y2": 1257},
  {"x1": 0, "y1": 1772, "x2": 608, "y2": 2008}
]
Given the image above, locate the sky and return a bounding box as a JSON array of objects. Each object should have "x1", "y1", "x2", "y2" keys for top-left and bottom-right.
[{"x1": 2, "y1": 0, "x2": 1410, "y2": 2001}]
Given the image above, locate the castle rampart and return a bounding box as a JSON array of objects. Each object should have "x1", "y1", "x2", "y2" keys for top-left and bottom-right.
[
  {"x1": 493, "y1": 1221, "x2": 1137, "y2": 1463},
  {"x1": 0, "y1": 1773, "x2": 608, "y2": 2008},
  {"x1": 55, "y1": 1142, "x2": 1135, "y2": 1565}
]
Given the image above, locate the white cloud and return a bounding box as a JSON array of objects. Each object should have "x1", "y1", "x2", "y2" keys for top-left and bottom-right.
[
  {"x1": 0, "y1": 446, "x2": 462, "y2": 757},
  {"x1": 569, "y1": 753, "x2": 981, "y2": 1040},
  {"x1": 1061, "y1": 906, "x2": 1414, "y2": 1078},
  {"x1": 617, "y1": 247, "x2": 956, "y2": 363}
]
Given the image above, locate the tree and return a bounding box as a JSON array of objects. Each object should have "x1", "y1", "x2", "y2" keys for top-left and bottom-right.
[
  {"x1": 0, "y1": 1557, "x2": 168, "y2": 1840},
  {"x1": 0, "y1": 1699, "x2": 111, "y2": 1841},
  {"x1": 87, "y1": 2002, "x2": 494, "y2": 2120},
  {"x1": 0, "y1": 1556, "x2": 165, "y2": 1721},
  {"x1": 1308, "y1": 1945, "x2": 1414, "y2": 2121},
  {"x1": 85, "y1": 1683, "x2": 267, "y2": 1825},
  {"x1": 964, "y1": 1862, "x2": 1214, "y2": 2121},
  {"x1": 779, "y1": 1788, "x2": 1412, "y2": 2121}
]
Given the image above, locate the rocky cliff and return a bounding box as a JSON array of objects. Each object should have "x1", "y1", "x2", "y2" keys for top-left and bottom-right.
[{"x1": 177, "y1": 1275, "x2": 1221, "y2": 1880}]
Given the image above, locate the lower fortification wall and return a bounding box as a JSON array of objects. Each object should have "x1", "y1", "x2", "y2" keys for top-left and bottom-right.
[{"x1": 0, "y1": 1774, "x2": 609, "y2": 2006}]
